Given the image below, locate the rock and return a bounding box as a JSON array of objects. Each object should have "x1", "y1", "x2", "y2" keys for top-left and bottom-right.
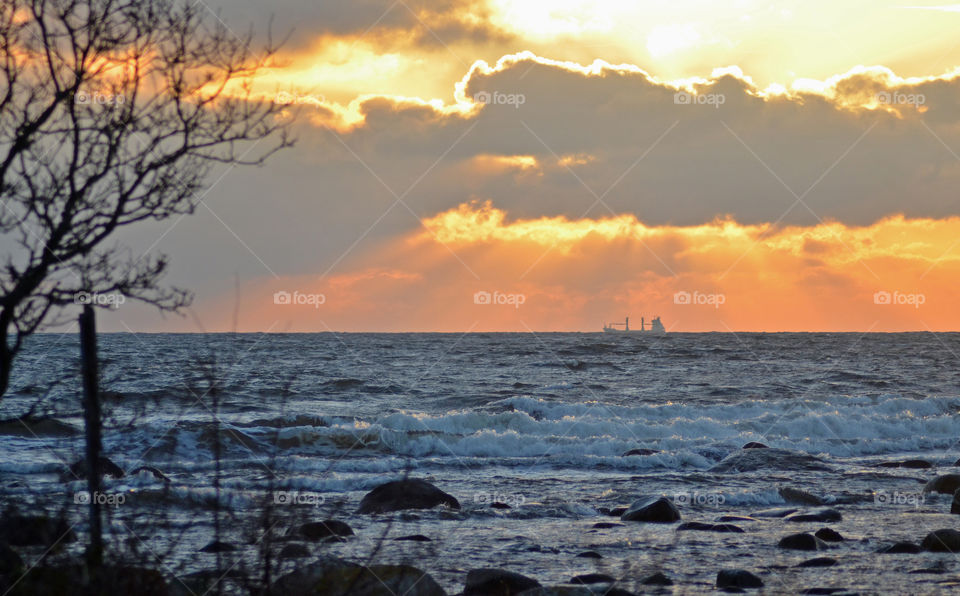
[
  {"x1": 877, "y1": 541, "x2": 921, "y2": 554},
  {"x1": 779, "y1": 487, "x2": 824, "y2": 506},
  {"x1": 952, "y1": 488, "x2": 960, "y2": 515},
  {"x1": 796, "y1": 557, "x2": 838, "y2": 568},
  {"x1": 778, "y1": 533, "x2": 828, "y2": 551},
  {"x1": 465, "y1": 568, "x2": 540, "y2": 595},
  {"x1": 621, "y1": 497, "x2": 681, "y2": 523},
  {"x1": 622, "y1": 448, "x2": 659, "y2": 456},
  {"x1": 515, "y1": 589, "x2": 592, "y2": 596},
  {"x1": 199, "y1": 540, "x2": 235, "y2": 553},
  {"x1": 299, "y1": 520, "x2": 354, "y2": 541},
  {"x1": 0, "y1": 511, "x2": 75, "y2": 547},
  {"x1": 641, "y1": 572, "x2": 673, "y2": 586},
  {"x1": 716, "y1": 569, "x2": 764, "y2": 589},
  {"x1": 742, "y1": 442, "x2": 769, "y2": 449},
  {"x1": 677, "y1": 521, "x2": 744, "y2": 533},
  {"x1": 717, "y1": 515, "x2": 759, "y2": 523},
  {"x1": 874, "y1": 459, "x2": 932, "y2": 469},
  {"x1": 278, "y1": 543, "x2": 310, "y2": 559},
  {"x1": 66, "y1": 456, "x2": 125, "y2": 480},
  {"x1": 814, "y1": 528, "x2": 844, "y2": 542},
  {"x1": 921, "y1": 529, "x2": 960, "y2": 553},
  {"x1": 273, "y1": 557, "x2": 445, "y2": 596},
  {"x1": 800, "y1": 590, "x2": 849, "y2": 595},
  {"x1": 575, "y1": 551, "x2": 602, "y2": 559},
  {"x1": 785, "y1": 509, "x2": 842, "y2": 523},
  {"x1": 0, "y1": 416, "x2": 79, "y2": 437},
  {"x1": 0, "y1": 542, "x2": 23, "y2": 575},
  {"x1": 607, "y1": 507, "x2": 627, "y2": 517},
  {"x1": 130, "y1": 466, "x2": 170, "y2": 482},
  {"x1": 923, "y1": 474, "x2": 960, "y2": 495},
  {"x1": 749, "y1": 508, "x2": 798, "y2": 518},
  {"x1": 491, "y1": 502, "x2": 511, "y2": 509},
  {"x1": 394, "y1": 534, "x2": 431, "y2": 542},
  {"x1": 710, "y1": 448, "x2": 829, "y2": 473},
  {"x1": 592, "y1": 522, "x2": 623, "y2": 529},
  {"x1": 12, "y1": 564, "x2": 166, "y2": 595},
  {"x1": 570, "y1": 573, "x2": 615, "y2": 584},
  {"x1": 356, "y1": 478, "x2": 460, "y2": 514}
]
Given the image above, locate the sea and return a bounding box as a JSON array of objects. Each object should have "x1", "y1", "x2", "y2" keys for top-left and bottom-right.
[{"x1": 2, "y1": 332, "x2": 960, "y2": 594}]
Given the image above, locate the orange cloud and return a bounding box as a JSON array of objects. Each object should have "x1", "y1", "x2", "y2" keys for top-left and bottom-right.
[{"x1": 197, "y1": 202, "x2": 960, "y2": 333}]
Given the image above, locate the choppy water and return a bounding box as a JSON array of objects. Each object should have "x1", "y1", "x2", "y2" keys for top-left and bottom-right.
[{"x1": 3, "y1": 332, "x2": 960, "y2": 594}]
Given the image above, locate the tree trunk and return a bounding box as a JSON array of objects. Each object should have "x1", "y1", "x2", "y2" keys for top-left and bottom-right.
[{"x1": 79, "y1": 306, "x2": 103, "y2": 581}]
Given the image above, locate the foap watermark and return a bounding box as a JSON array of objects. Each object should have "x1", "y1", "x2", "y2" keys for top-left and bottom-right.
[
  {"x1": 873, "y1": 290, "x2": 925, "y2": 309},
  {"x1": 74, "y1": 292, "x2": 126, "y2": 309},
  {"x1": 474, "y1": 290, "x2": 525, "y2": 309},
  {"x1": 473, "y1": 491, "x2": 526, "y2": 507},
  {"x1": 876, "y1": 91, "x2": 925, "y2": 108},
  {"x1": 673, "y1": 491, "x2": 726, "y2": 508},
  {"x1": 274, "y1": 290, "x2": 325, "y2": 309},
  {"x1": 273, "y1": 490, "x2": 325, "y2": 506},
  {"x1": 473, "y1": 90, "x2": 525, "y2": 109},
  {"x1": 674, "y1": 290, "x2": 725, "y2": 309},
  {"x1": 76, "y1": 91, "x2": 125, "y2": 105},
  {"x1": 874, "y1": 489, "x2": 924, "y2": 508},
  {"x1": 75, "y1": 490, "x2": 125, "y2": 508},
  {"x1": 674, "y1": 91, "x2": 725, "y2": 108}
]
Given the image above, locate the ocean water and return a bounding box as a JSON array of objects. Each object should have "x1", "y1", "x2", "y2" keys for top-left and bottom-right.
[{"x1": 2, "y1": 332, "x2": 960, "y2": 594}]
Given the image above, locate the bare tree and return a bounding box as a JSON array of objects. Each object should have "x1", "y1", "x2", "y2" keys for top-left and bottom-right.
[{"x1": 0, "y1": 0, "x2": 292, "y2": 397}]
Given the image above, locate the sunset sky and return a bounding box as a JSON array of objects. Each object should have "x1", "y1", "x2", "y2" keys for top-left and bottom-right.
[{"x1": 103, "y1": 0, "x2": 960, "y2": 333}]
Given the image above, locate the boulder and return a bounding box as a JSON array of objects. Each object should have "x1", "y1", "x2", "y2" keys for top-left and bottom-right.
[
  {"x1": 621, "y1": 497, "x2": 681, "y2": 523},
  {"x1": 952, "y1": 488, "x2": 960, "y2": 515},
  {"x1": 622, "y1": 448, "x2": 659, "y2": 456},
  {"x1": 272, "y1": 557, "x2": 445, "y2": 596},
  {"x1": 778, "y1": 487, "x2": 823, "y2": 506},
  {"x1": 785, "y1": 509, "x2": 842, "y2": 523},
  {"x1": 356, "y1": 479, "x2": 460, "y2": 514},
  {"x1": 921, "y1": 529, "x2": 960, "y2": 553},
  {"x1": 394, "y1": 534, "x2": 431, "y2": 542},
  {"x1": 923, "y1": 474, "x2": 960, "y2": 495},
  {"x1": 742, "y1": 442, "x2": 769, "y2": 449},
  {"x1": 710, "y1": 448, "x2": 830, "y2": 473},
  {"x1": 570, "y1": 573, "x2": 615, "y2": 585},
  {"x1": 515, "y1": 589, "x2": 592, "y2": 596},
  {"x1": 641, "y1": 572, "x2": 673, "y2": 586},
  {"x1": 575, "y1": 551, "x2": 602, "y2": 559},
  {"x1": 716, "y1": 569, "x2": 764, "y2": 589},
  {"x1": 465, "y1": 569, "x2": 540, "y2": 595},
  {"x1": 199, "y1": 541, "x2": 235, "y2": 553},
  {"x1": 66, "y1": 456, "x2": 125, "y2": 480},
  {"x1": 814, "y1": 528, "x2": 844, "y2": 542},
  {"x1": 778, "y1": 533, "x2": 828, "y2": 551},
  {"x1": 877, "y1": 541, "x2": 921, "y2": 554},
  {"x1": 676, "y1": 521, "x2": 744, "y2": 533},
  {"x1": 796, "y1": 557, "x2": 838, "y2": 568},
  {"x1": 299, "y1": 520, "x2": 354, "y2": 541}
]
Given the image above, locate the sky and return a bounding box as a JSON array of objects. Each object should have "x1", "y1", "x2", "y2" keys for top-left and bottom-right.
[{"x1": 97, "y1": 0, "x2": 960, "y2": 332}]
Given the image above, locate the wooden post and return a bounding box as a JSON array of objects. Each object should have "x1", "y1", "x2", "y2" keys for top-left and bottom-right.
[{"x1": 79, "y1": 305, "x2": 102, "y2": 571}]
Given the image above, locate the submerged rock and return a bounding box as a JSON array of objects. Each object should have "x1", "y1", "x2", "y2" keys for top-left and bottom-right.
[
  {"x1": 877, "y1": 541, "x2": 921, "y2": 554},
  {"x1": 778, "y1": 533, "x2": 828, "y2": 551},
  {"x1": 923, "y1": 474, "x2": 960, "y2": 495},
  {"x1": 874, "y1": 459, "x2": 932, "y2": 469},
  {"x1": 491, "y1": 502, "x2": 511, "y2": 509},
  {"x1": 278, "y1": 543, "x2": 311, "y2": 559},
  {"x1": 717, "y1": 515, "x2": 759, "y2": 523},
  {"x1": 0, "y1": 542, "x2": 23, "y2": 575},
  {"x1": 677, "y1": 521, "x2": 744, "y2": 533},
  {"x1": 394, "y1": 534, "x2": 431, "y2": 542},
  {"x1": 742, "y1": 442, "x2": 769, "y2": 449},
  {"x1": 66, "y1": 456, "x2": 125, "y2": 480},
  {"x1": 356, "y1": 478, "x2": 460, "y2": 514},
  {"x1": 952, "y1": 489, "x2": 960, "y2": 515},
  {"x1": 778, "y1": 487, "x2": 823, "y2": 506},
  {"x1": 814, "y1": 528, "x2": 844, "y2": 542},
  {"x1": 921, "y1": 529, "x2": 960, "y2": 553},
  {"x1": 785, "y1": 509, "x2": 842, "y2": 523},
  {"x1": 465, "y1": 568, "x2": 540, "y2": 595},
  {"x1": 710, "y1": 448, "x2": 830, "y2": 473},
  {"x1": 641, "y1": 572, "x2": 673, "y2": 586},
  {"x1": 570, "y1": 573, "x2": 615, "y2": 585},
  {"x1": 299, "y1": 520, "x2": 354, "y2": 541},
  {"x1": 592, "y1": 522, "x2": 623, "y2": 529},
  {"x1": 272, "y1": 556, "x2": 445, "y2": 596},
  {"x1": 130, "y1": 465, "x2": 170, "y2": 482},
  {"x1": 749, "y1": 507, "x2": 799, "y2": 518},
  {"x1": 621, "y1": 497, "x2": 681, "y2": 523},
  {"x1": 716, "y1": 569, "x2": 764, "y2": 589},
  {"x1": 575, "y1": 551, "x2": 602, "y2": 559},
  {"x1": 199, "y1": 540, "x2": 235, "y2": 553},
  {"x1": 622, "y1": 448, "x2": 660, "y2": 456},
  {"x1": 796, "y1": 557, "x2": 838, "y2": 568}
]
